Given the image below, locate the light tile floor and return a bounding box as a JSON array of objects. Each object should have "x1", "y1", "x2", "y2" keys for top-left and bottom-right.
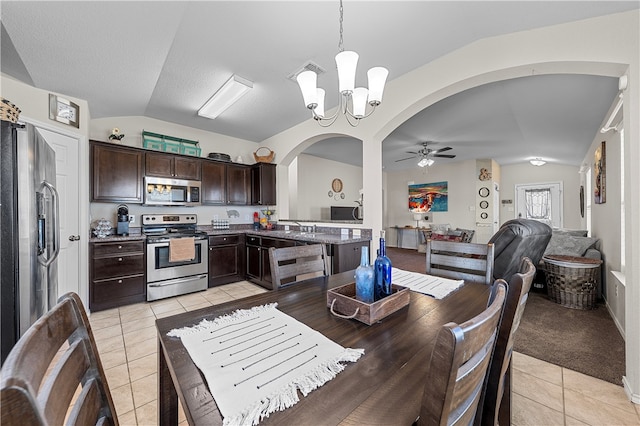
[{"x1": 88, "y1": 281, "x2": 640, "y2": 425}]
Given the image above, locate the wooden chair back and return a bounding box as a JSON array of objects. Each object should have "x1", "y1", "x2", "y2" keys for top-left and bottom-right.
[
  {"x1": 426, "y1": 240, "x2": 495, "y2": 285},
  {"x1": 417, "y1": 282, "x2": 507, "y2": 426},
  {"x1": 478, "y1": 257, "x2": 536, "y2": 426},
  {"x1": 1, "y1": 292, "x2": 117, "y2": 426},
  {"x1": 269, "y1": 244, "x2": 330, "y2": 288}
]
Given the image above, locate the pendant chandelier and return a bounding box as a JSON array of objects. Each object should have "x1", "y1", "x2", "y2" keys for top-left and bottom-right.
[{"x1": 296, "y1": 0, "x2": 389, "y2": 127}]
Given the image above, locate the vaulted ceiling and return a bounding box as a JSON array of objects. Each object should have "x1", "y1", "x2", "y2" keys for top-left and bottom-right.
[{"x1": 2, "y1": 1, "x2": 637, "y2": 170}]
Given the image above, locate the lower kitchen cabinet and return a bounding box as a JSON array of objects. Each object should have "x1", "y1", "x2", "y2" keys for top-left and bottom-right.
[
  {"x1": 208, "y1": 234, "x2": 245, "y2": 287},
  {"x1": 246, "y1": 235, "x2": 295, "y2": 289},
  {"x1": 90, "y1": 240, "x2": 146, "y2": 311},
  {"x1": 332, "y1": 241, "x2": 369, "y2": 274}
]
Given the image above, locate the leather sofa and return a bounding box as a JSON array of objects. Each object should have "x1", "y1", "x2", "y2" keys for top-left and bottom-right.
[{"x1": 488, "y1": 219, "x2": 553, "y2": 281}]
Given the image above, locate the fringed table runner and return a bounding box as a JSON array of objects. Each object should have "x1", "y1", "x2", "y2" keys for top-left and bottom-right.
[
  {"x1": 392, "y1": 268, "x2": 464, "y2": 299},
  {"x1": 168, "y1": 303, "x2": 363, "y2": 425}
]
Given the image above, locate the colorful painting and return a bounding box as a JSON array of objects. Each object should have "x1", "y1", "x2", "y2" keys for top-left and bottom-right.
[
  {"x1": 409, "y1": 181, "x2": 448, "y2": 212},
  {"x1": 594, "y1": 141, "x2": 606, "y2": 204}
]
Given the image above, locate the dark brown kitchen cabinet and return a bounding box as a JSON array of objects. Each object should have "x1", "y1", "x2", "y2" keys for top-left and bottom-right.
[
  {"x1": 208, "y1": 234, "x2": 244, "y2": 287},
  {"x1": 146, "y1": 151, "x2": 201, "y2": 180},
  {"x1": 227, "y1": 164, "x2": 250, "y2": 205},
  {"x1": 201, "y1": 161, "x2": 226, "y2": 205},
  {"x1": 251, "y1": 163, "x2": 276, "y2": 205},
  {"x1": 90, "y1": 240, "x2": 146, "y2": 311},
  {"x1": 245, "y1": 235, "x2": 295, "y2": 289},
  {"x1": 91, "y1": 141, "x2": 144, "y2": 203},
  {"x1": 332, "y1": 241, "x2": 368, "y2": 274}
]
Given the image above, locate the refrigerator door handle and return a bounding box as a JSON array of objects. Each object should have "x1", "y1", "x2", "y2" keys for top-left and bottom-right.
[{"x1": 38, "y1": 180, "x2": 60, "y2": 267}]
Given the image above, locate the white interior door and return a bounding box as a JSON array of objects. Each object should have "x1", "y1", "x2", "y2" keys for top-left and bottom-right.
[
  {"x1": 515, "y1": 182, "x2": 563, "y2": 228},
  {"x1": 35, "y1": 127, "x2": 80, "y2": 299}
]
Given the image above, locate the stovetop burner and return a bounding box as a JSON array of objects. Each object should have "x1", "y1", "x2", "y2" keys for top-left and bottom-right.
[{"x1": 142, "y1": 213, "x2": 208, "y2": 242}]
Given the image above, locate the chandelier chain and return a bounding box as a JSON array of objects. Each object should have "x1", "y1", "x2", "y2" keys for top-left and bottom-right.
[{"x1": 338, "y1": 0, "x2": 344, "y2": 52}]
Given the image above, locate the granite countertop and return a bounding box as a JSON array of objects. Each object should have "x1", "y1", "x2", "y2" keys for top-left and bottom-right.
[{"x1": 89, "y1": 227, "x2": 370, "y2": 245}]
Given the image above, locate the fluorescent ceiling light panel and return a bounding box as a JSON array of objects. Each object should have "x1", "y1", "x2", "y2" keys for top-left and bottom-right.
[{"x1": 198, "y1": 75, "x2": 253, "y2": 119}]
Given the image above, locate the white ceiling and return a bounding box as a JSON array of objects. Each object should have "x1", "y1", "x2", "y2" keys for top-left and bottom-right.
[{"x1": 2, "y1": 1, "x2": 637, "y2": 170}]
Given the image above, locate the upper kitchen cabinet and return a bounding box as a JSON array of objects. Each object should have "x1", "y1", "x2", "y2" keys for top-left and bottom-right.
[
  {"x1": 91, "y1": 141, "x2": 144, "y2": 203},
  {"x1": 201, "y1": 160, "x2": 226, "y2": 204},
  {"x1": 145, "y1": 151, "x2": 201, "y2": 180},
  {"x1": 227, "y1": 163, "x2": 250, "y2": 205},
  {"x1": 251, "y1": 163, "x2": 276, "y2": 206}
]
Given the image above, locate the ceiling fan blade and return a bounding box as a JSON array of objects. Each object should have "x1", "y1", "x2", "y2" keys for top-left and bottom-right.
[
  {"x1": 405, "y1": 150, "x2": 419, "y2": 155},
  {"x1": 433, "y1": 147, "x2": 452, "y2": 153},
  {"x1": 395, "y1": 156, "x2": 417, "y2": 162},
  {"x1": 433, "y1": 154, "x2": 456, "y2": 158}
]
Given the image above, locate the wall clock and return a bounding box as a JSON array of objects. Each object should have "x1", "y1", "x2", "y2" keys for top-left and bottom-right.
[
  {"x1": 49, "y1": 94, "x2": 79, "y2": 128},
  {"x1": 478, "y1": 187, "x2": 490, "y2": 198}
]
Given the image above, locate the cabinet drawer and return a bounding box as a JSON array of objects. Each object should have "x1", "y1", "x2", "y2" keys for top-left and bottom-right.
[
  {"x1": 92, "y1": 275, "x2": 145, "y2": 302},
  {"x1": 246, "y1": 235, "x2": 261, "y2": 246},
  {"x1": 209, "y1": 235, "x2": 241, "y2": 246},
  {"x1": 93, "y1": 241, "x2": 144, "y2": 257},
  {"x1": 262, "y1": 238, "x2": 295, "y2": 249},
  {"x1": 93, "y1": 254, "x2": 145, "y2": 280}
]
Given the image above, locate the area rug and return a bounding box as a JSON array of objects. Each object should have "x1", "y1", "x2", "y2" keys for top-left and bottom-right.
[
  {"x1": 514, "y1": 292, "x2": 625, "y2": 385},
  {"x1": 386, "y1": 247, "x2": 625, "y2": 385}
]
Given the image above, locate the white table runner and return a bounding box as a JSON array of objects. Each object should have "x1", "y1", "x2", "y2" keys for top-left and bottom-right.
[
  {"x1": 168, "y1": 303, "x2": 363, "y2": 425},
  {"x1": 392, "y1": 268, "x2": 464, "y2": 299}
]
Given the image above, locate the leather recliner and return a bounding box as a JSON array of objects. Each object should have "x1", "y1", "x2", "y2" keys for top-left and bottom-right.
[{"x1": 488, "y1": 219, "x2": 552, "y2": 280}]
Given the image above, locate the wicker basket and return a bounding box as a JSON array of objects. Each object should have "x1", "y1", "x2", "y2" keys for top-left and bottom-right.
[
  {"x1": 1, "y1": 98, "x2": 21, "y2": 123},
  {"x1": 253, "y1": 147, "x2": 275, "y2": 163},
  {"x1": 543, "y1": 255, "x2": 602, "y2": 310}
]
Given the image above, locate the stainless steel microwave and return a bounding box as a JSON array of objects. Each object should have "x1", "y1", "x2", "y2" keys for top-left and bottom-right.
[{"x1": 144, "y1": 176, "x2": 201, "y2": 206}]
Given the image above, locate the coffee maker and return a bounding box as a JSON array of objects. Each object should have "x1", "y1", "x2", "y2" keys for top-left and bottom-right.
[{"x1": 116, "y1": 204, "x2": 129, "y2": 236}]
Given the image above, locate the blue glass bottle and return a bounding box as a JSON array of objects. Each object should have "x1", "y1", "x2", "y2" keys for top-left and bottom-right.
[
  {"x1": 374, "y1": 231, "x2": 393, "y2": 300},
  {"x1": 355, "y1": 246, "x2": 374, "y2": 303}
]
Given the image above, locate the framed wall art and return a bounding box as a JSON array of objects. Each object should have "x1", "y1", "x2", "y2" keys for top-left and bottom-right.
[
  {"x1": 594, "y1": 141, "x2": 606, "y2": 204},
  {"x1": 49, "y1": 94, "x2": 79, "y2": 128},
  {"x1": 409, "y1": 181, "x2": 448, "y2": 213}
]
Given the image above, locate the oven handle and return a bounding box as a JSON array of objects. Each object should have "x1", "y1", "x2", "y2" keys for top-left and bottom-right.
[{"x1": 148, "y1": 274, "x2": 208, "y2": 287}]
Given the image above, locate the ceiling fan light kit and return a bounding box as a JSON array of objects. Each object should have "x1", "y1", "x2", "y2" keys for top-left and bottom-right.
[
  {"x1": 396, "y1": 141, "x2": 457, "y2": 168},
  {"x1": 418, "y1": 158, "x2": 434, "y2": 167},
  {"x1": 296, "y1": 0, "x2": 388, "y2": 127}
]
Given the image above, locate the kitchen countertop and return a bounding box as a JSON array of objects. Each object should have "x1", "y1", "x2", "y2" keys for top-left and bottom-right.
[{"x1": 90, "y1": 228, "x2": 371, "y2": 245}]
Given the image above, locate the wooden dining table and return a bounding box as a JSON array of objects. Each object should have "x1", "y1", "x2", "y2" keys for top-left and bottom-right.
[{"x1": 156, "y1": 271, "x2": 490, "y2": 425}]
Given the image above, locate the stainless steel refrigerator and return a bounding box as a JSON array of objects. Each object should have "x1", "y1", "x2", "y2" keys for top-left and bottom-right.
[{"x1": 1, "y1": 121, "x2": 60, "y2": 364}]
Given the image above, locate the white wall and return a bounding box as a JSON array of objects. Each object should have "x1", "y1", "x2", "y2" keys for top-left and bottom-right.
[
  {"x1": 384, "y1": 160, "x2": 477, "y2": 246},
  {"x1": 500, "y1": 163, "x2": 582, "y2": 229},
  {"x1": 90, "y1": 116, "x2": 257, "y2": 165},
  {"x1": 293, "y1": 154, "x2": 363, "y2": 221}
]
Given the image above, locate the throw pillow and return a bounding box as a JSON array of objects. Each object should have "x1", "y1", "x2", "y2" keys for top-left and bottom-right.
[{"x1": 544, "y1": 233, "x2": 598, "y2": 257}]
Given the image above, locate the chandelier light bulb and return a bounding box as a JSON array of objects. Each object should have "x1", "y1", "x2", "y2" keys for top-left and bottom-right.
[
  {"x1": 314, "y1": 88, "x2": 326, "y2": 118},
  {"x1": 367, "y1": 67, "x2": 389, "y2": 105},
  {"x1": 296, "y1": 70, "x2": 318, "y2": 109},
  {"x1": 351, "y1": 87, "x2": 368, "y2": 118},
  {"x1": 335, "y1": 51, "x2": 359, "y2": 94}
]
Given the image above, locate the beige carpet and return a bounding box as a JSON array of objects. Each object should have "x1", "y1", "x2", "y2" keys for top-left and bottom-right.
[{"x1": 385, "y1": 247, "x2": 625, "y2": 385}]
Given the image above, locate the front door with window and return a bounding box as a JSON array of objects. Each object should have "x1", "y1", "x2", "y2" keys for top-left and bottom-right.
[{"x1": 515, "y1": 182, "x2": 563, "y2": 228}]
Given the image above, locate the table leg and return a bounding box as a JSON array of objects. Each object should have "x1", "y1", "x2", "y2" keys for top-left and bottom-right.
[{"x1": 158, "y1": 338, "x2": 178, "y2": 426}]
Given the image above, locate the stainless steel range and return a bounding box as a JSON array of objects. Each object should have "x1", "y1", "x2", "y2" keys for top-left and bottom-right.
[{"x1": 142, "y1": 214, "x2": 208, "y2": 301}]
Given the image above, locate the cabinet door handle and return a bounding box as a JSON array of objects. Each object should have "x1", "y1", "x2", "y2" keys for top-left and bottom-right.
[
  {"x1": 68, "y1": 235, "x2": 80, "y2": 241},
  {"x1": 118, "y1": 245, "x2": 122, "y2": 249},
  {"x1": 118, "y1": 279, "x2": 123, "y2": 284},
  {"x1": 118, "y1": 257, "x2": 123, "y2": 262}
]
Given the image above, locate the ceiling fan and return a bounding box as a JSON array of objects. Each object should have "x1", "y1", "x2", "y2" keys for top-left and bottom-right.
[{"x1": 395, "y1": 142, "x2": 456, "y2": 167}]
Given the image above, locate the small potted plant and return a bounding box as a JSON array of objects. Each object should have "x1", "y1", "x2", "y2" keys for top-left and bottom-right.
[{"x1": 108, "y1": 127, "x2": 125, "y2": 141}]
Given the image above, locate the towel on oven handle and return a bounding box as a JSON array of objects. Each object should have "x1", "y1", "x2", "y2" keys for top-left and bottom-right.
[{"x1": 169, "y1": 237, "x2": 195, "y2": 262}]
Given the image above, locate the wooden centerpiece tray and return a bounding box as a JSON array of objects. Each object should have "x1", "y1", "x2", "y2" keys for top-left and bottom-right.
[{"x1": 327, "y1": 283, "x2": 410, "y2": 325}]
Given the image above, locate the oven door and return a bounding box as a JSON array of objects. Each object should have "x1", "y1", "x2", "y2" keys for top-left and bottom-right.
[{"x1": 147, "y1": 238, "x2": 208, "y2": 283}]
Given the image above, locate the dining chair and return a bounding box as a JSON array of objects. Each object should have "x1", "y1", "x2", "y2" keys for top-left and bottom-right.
[
  {"x1": 417, "y1": 281, "x2": 507, "y2": 426},
  {"x1": 478, "y1": 257, "x2": 536, "y2": 426},
  {"x1": 426, "y1": 240, "x2": 495, "y2": 285},
  {"x1": 269, "y1": 243, "x2": 330, "y2": 288},
  {"x1": 1, "y1": 292, "x2": 118, "y2": 426}
]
